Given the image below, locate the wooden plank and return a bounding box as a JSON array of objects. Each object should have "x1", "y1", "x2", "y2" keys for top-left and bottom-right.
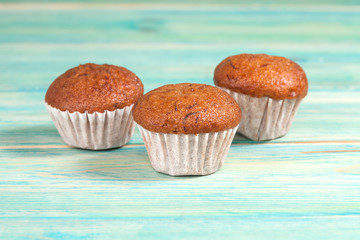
[
  {"x1": 1, "y1": 43, "x2": 360, "y2": 91},
  {"x1": 0, "y1": 1, "x2": 360, "y2": 239},
  {"x1": 1, "y1": 144, "x2": 360, "y2": 238}
]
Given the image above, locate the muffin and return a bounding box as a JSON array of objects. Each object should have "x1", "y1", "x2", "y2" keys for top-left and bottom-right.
[
  {"x1": 132, "y1": 83, "x2": 241, "y2": 176},
  {"x1": 45, "y1": 63, "x2": 144, "y2": 150},
  {"x1": 214, "y1": 53, "x2": 308, "y2": 141}
]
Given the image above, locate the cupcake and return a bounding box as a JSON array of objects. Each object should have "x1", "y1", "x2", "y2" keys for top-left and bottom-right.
[
  {"x1": 132, "y1": 83, "x2": 241, "y2": 176},
  {"x1": 214, "y1": 53, "x2": 308, "y2": 141},
  {"x1": 45, "y1": 63, "x2": 144, "y2": 150}
]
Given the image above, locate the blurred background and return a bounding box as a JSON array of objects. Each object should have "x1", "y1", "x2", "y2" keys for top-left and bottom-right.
[
  {"x1": 1, "y1": 0, "x2": 359, "y2": 143},
  {"x1": 1, "y1": 0, "x2": 359, "y2": 92}
]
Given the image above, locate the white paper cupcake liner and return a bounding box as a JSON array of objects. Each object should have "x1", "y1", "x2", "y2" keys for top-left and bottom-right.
[
  {"x1": 220, "y1": 88, "x2": 301, "y2": 141},
  {"x1": 45, "y1": 102, "x2": 135, "y2": 150},
  {"x1": 138, "y1": 125, "x2": 238, "y2": 176}
]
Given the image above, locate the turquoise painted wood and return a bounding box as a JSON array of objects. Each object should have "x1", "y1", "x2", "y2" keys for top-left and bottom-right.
[{"x1": 1, "y1": 1, "x2": 360, "y2": 239}]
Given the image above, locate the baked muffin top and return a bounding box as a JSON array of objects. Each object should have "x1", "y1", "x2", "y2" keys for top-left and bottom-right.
[
  {"x1": 132, "y1": 83, "x2": 241, "y2": 134},
  {"x1": 214, "y1": 53, "x2": 308, "y2": 100},
  {"x1": 45, "y1": 63, "x2": 144, "y2": 113}
]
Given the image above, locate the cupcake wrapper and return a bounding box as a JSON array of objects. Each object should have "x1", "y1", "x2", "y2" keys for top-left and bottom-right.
[
  {"x1": 138, "y1": 125, "x2": 238, "y2": 176},
  {"x1": 221, "y1": 88, "x2": 301, "y2": 141},
  {"x1": 45, "y1": 102, "x2": 135, "y2": 150}
]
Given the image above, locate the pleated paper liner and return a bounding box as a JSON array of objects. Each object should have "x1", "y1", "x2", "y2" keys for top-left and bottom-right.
[
  {"x1": 220, "y1": 88, "x2": 301, "y2": 141},
  {"x1": 138, "y1": 125, "x2": 238, "y2": 176},
  {"x1": 45, "y1": 102, "x2": 135, "y2": 150}
]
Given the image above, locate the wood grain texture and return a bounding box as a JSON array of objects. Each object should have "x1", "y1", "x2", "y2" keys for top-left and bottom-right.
[{"x1": 0, "y1": 1, "x2": 360, "y2": 239}]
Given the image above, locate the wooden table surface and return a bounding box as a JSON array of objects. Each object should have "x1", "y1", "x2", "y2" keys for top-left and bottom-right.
[{"x1": 1, "y1": 1, "x2": 360, "y2": 239}]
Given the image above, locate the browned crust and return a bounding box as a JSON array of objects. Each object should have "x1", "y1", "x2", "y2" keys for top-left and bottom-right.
[
  {"x1": 45, "y1": 63, "x2": 144, "y2": 113},
  {"x1": 214, "y1": 53, "x2": 308, "y2": 100},
  {"x1": 132, "y1": 83, "x2": 241, "y2": 134}
]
